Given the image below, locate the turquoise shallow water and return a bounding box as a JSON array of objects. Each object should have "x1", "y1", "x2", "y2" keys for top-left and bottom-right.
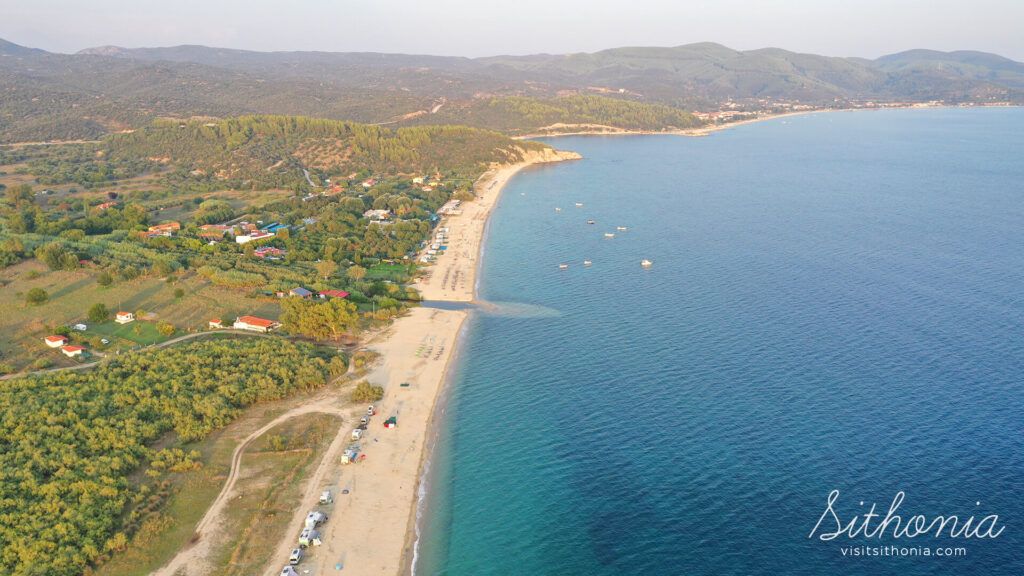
[{"x1": 417, "y1": 108, "x2": 1024, "y2": 575}]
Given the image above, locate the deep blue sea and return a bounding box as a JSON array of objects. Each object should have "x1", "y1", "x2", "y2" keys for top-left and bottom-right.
[{"x1": 417, "y1": 108, "x2": 1024, "y2": 575}]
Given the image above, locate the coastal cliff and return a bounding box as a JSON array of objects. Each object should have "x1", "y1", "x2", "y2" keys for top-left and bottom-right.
[{"x1": 499, "y1": 145, "x2": 583, "y2": 167}]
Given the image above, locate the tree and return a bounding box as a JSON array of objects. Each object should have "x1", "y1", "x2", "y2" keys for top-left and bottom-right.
[
  {"x1": 347, "y1": 265, "x2": 367, "y2": 281},
  {"x1": 25, "y1": 287, "x2": 48, "y2": 305},
  {"x1": 157, "y1": 322, "x2": 176, "y2": 337},
  {"x1": 4, "y1": 184, "x2": 33, "y2": 208},
  {"x1": 281, "y1": 298, "x2": 359, "y2": 342},
  {"x1": 88, "y1": 303, "x2": 110, "y2": 323},
  {"x1": 173, "y1": 287, "x2": 185, "y2": 299},
  {"x1": 316, "y1": 260, "x2": 336, "y2": 280},
  {"x1": 97, "y1": 272, "x2": 113, "y2": 287},
  {"x1": 351, "y1": 380, "x2": 384, "y2": 402}
]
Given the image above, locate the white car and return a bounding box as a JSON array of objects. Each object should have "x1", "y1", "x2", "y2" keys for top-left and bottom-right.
[
  {"x1": 281, "y1": 566, "x2": 298, "y2": 576},
  {"x1": 289, "y1": 548, "x2": 303, "y2": 565}
]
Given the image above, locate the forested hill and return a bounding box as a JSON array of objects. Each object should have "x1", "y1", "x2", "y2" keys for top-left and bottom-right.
[
  {"x1": 408, "y1": 95, "x2": 702, "y2": 134},
  {"x1": 104, "y1": 116, "x2": 550, "y2": 185},
  {"x1": 2, "y1": 37, "x2": 1023, "y2": 143}
]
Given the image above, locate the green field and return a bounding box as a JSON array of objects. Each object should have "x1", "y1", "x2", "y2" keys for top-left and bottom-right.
[{"x1": 0, "y1": 260, "x2": 284, "y2": 371}]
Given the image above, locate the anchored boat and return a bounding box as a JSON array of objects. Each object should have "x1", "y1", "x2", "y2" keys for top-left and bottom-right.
[{"x1": 641, "y1": 259, "x2": 653, "y2": 267}]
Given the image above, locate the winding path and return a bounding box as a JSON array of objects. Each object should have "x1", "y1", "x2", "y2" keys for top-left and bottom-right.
[{"x1": 151, "y1": 400, "x2": 354, "y2": 576}]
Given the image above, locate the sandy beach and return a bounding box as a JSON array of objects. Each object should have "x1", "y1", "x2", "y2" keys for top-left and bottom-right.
[
  {"x1": 416, "y1": 148, "x2": 581, "y2": 302},
  {"x1": 250, "y1": 148, "x2": 581, "y2": 576}
]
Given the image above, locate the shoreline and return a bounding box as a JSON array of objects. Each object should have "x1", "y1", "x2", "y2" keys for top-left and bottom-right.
[
  {"x1": 512, "y1": 104, "x2": 1024, "y2": 140},
  {"x1": 264, "y1": 148, "x2": 580, "y2": 576}
]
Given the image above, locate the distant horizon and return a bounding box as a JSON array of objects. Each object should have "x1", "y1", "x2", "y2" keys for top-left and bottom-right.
[
  {"x1": 4, "y1": 35, "x2": 1024, "y2": 64},
  {"x1": 2, "y1": 0, "x2": 1022, "y2": 62}
]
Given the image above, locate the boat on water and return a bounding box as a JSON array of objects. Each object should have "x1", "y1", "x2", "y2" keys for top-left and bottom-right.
[
  {"x1": 604, "y1": 233, "x2": 615, "y2": 238},
  {"x1": 641, "y1": 259, "x2": 653, "y2": 267},
  {"x1": 617, "y1": 226, "x2": 628, "y2": 231},
  {"x1": 575, "y1": 202, "x2": 583, "y2": 207},
  {"x1": 559, "y1": 264, "x2": 569, "y2": 269},
  {"x1": 587, "y1": 220, "x2": 595, "y2": 225},
  {"x1": 555, "y1": 207, "x2": 562, "y2": 211},
  {"x1": 583, "y1": 260, "x2": 592, "y2": 266}
]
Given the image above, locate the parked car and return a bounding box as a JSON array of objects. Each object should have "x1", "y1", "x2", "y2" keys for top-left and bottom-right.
[
  {"x1": 281, "y1": 566, "x2": 298, "y2": 576},
  {"x1": 319, "y1": 490, "x2": 332, "y2": 504},
  {"x1": 289, "y1": 548, "x2": 303, "y2": 565}
]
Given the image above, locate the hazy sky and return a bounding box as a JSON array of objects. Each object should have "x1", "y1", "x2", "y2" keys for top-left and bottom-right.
[{"x1": 2, "y1": 0, "x2": 1023, "y2": 60}]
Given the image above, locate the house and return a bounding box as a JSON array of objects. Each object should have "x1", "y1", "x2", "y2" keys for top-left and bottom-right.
[
  {"x1": 147, "y1": 222, "x2": 181, "y2": 236},
  {"x1": 115, "y1": 311, "x2": 135, "y2": 324},
  {"x1": 253, "y1": 246, "x2": 285, "y2": 259},
  {"x1": 44, "y1": 335, "x2": 69, "y2": 348},
  {"x1": 422, "y1": 186, "x2": 433, "y2": 192},
  {"x1": 233, "y1": 315, "x2": 280, "y2": 333},
  {"x1": 289, "y1": 287, "x2": 314, "y2": 298},
  {"x1": 235, "y1": 230, "x2": 275, "y2": 244},
  {"x1": 412, "y1": 176, "x2": 425, "y2": 185},
  {"x1": 198, "y1": 225, "x2": 232, "y2": 241},
  {"x1": 96, "y1": 201, "x2": 118, "y2": 210},
  {"x1": 362, "y1": 209, "x2": 392, "y2": 221},
  {"x1": 208, "y1": 319, "x2": 224, "y2": 329},
  {"x1": 318, "y1": 290, "x2": 350, "y2": 299},
  {"x1": 61, "y1": 345, "x2": 86, "y2": 357},
  {"x1": 361, "y1": 179, "x2": 378, "y2": 188}
]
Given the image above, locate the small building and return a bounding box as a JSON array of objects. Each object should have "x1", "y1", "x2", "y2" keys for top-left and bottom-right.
[
  {"x1": 253, "y1": 246, "x2": 285, "y2": 259},
  {"x1": 289, "y1": 287, "x2": 313, "y2": 298},
  {"x1": 235, "y1": 230, "x2": 275, "y2": 244},
  {"x1": 318, "y1": 290, "x2": 350, "y2": 299},
  {"x1": 115, "y1": 311, "x2": 135, "y2": 324},
  {"x1": 361, "y1": 178, "x2": 378, "y2": 188},
  {"x1": 233, "y1": 315, "x2": 280, "y2": 333},
  {"x1": 208, "y1": 319, "x2": 223, "y2": 329},
  {"x1": 96, "y1": 201, "x2": 118, "y2": 210},
  {"x1": 412, "y1": 176, "x2": 425, "y2": 185},
  {"x1": 147, "y1": 222, "x2": 181, "y2": 236},
  {"x1": 61, "y1": 345, "x2": 86, "y2": 358},
  {"x1": 362, "y1": 209, "x2": 392, "y2": 221},
  {"x1": 44, "y1": 335, "x2": 69, "y2": 348}
]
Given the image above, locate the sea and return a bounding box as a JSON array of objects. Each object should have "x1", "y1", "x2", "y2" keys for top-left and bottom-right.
[{"x1": 415, "y1": 108, "x2": 1024, "y2": 575}]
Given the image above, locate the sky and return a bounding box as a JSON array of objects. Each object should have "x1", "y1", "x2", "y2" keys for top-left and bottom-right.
[{"x1": 2, "y1": 0, "x2": 1023, "y2": 61}]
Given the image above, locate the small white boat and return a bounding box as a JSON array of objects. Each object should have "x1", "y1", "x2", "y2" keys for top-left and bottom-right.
[
  {"x1": 555, "y1": 207, "x2": 562, "y2": 211},
  {"x1": 641, "y1": 259, "x2": 653, "y2": 267},
  {"x1": 587, "y1": 220, "x2": 595, "y2": 225},
  {"x1": 617, "y1": 226, "x2": 628, "y2": 231},
  {"x1": 575, "y1": 202, "x2": 583, "y2": 207},
  {"x1": 583, "y1": 260, "x2": 592, "y2": 266},
  {"x1": 559, "y1": 264, "x2": 569, "y2": 269},
  {"x1": 604, "y1": 233, "x2": 615, "y2": 238}
]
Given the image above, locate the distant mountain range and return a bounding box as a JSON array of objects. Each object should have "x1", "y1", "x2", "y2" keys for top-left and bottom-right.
[{"x1": 1, "y1": 38, "x2": 1022, "y2": 143}]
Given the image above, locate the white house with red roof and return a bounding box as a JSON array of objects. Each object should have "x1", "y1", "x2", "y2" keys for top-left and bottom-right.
[
  {"x1": 115, "y1": 311, "x2": 135, "y2": 324},
  {"x1": 44, "y1": 335, "x2": 69, "y2": 348},
  {"x1": 61, "y1": 345, "x2": 86, "y2": 357},
  {"x1": 233, "y1": 315, "x2": 281, "y2": 333}
]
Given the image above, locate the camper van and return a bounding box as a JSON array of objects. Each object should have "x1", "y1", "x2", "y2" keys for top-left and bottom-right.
[
  {"x1": 298, "y1": 528, "x2": 322, "y2": 548},
  {"x1": 305, "y1": 511, "x2": 327, "y2": 529}
]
